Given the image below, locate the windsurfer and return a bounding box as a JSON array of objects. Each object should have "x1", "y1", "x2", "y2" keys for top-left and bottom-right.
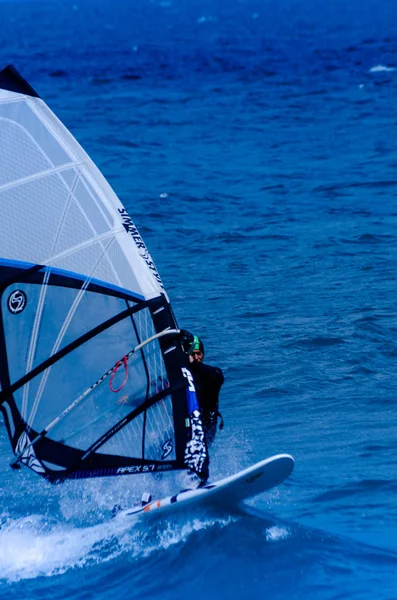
[{"x1": 180, "y1": 331, "x2": 224, "y2": 445}]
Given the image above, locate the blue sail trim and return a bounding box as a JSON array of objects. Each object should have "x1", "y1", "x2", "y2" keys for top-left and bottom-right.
[{"x1": 0, "y1": 258, "x2": 145, "y2": 303}]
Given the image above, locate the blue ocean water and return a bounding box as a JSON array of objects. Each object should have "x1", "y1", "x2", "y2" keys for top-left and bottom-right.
[{"x1": 1, "y1": 0, "x2": 397, "y2": 597}]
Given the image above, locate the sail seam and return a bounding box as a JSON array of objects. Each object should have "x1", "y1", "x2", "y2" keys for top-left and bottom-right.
[
  {"x1": 0, "y1": 156, "x2": 82, "y2": 194},
  {"x1": 39, "y1": 229, "x2": 123, "y2": 267},
  {"x1": 0, "y1": 95, "x2": 26, "y2": 106}
]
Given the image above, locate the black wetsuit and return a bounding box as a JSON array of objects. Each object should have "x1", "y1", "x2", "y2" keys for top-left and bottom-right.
[{"x1": 189, "y1": 361, "x2": 224, "y2": 445}]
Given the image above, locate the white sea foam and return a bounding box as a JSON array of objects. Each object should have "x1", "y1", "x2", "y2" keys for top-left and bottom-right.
[
  {"x1": 0, "y1": 514, "x2": 120, "y2": 581},
  {"x1": 369, "y1": 65, "x2": 396, "y2": 73},
  {"x1": 0, "y1": 510, "x2": 233, "y2": 583},
  {"x1": 265, "y1": 525, "x2": 290, "y2": 542}
]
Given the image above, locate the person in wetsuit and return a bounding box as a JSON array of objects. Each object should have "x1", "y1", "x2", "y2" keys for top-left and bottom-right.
[{"x1": 180, "y1": 331, "x2": 224, "y2": 445}]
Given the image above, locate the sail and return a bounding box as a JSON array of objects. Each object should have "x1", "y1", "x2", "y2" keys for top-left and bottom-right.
[{"x1": 0, "y1": 65, "x2": 208, "y2": 482}]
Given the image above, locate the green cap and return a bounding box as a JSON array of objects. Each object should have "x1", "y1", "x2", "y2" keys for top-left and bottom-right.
[{"x1": 192, "y1": 335, "x2": 204, "y2": 354}]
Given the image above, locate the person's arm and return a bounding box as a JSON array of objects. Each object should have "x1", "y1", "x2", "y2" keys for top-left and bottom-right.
[{"x1": 199, "y1": 363, "x2": 225, "y2": 444}]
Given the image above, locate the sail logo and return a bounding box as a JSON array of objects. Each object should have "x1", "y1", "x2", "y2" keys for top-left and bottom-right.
[
  {"x1": 181, "y1": 367, "x2": 195, "y2": 392},
  {"x1": 15, "y1": 432, "x2": 45, "y2": 474},
  {"x1": 117, "y1": 464, "x2": 156, "y2": 474},
  {"x1": 118, "y1": 208, "x2": 164, "y2": 290},
  {"x1": 7, "y1": 289, "x2": 27, "y2": 314},
  {"x1": 161, "y1": 439, "x2": 173, "y2": 459}
]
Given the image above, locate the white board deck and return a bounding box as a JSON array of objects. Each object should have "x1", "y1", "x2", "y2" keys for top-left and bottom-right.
[{"x1": 118, "y1": 453, "x2": 294, "y2": 521}]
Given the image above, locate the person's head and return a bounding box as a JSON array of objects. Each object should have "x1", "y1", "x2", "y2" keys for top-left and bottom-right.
[{"x1": 189, "y1": 335, "x2": 204, "y2": 363}]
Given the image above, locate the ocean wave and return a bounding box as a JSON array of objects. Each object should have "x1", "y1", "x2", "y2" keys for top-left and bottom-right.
[{"x1": 0, "y1": 511, "x2": 233, "y2": 583}]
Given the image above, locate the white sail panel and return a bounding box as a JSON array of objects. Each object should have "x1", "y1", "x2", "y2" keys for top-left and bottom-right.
[
  {"x1": 0, "y1": 88, "x2": 165, "y2": 300},
  {"x1": 0, "y1": 94, "x2": 71, "y2": 185}
]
